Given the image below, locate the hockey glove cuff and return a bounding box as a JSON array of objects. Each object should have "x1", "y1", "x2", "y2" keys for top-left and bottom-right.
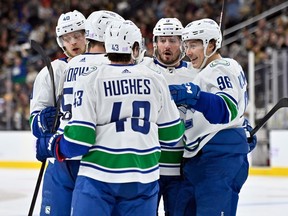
[
  {"x1": 243, "y1": 118, "x2": 257, "y2": 152},
  {"x1": 36, "y1": 134, "x2": 64, "y2": 162}
]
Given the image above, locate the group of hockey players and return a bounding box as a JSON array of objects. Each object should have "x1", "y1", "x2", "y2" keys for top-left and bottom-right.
[{"x1": 30, "y1": 8, "x2": 257, "y2": 216}]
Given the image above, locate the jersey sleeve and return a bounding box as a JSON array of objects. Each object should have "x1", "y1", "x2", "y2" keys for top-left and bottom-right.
[
  {"x1": 194, "y1": 59, "x2": 247, "y2": 124},
  {"x1": 59, "y1": 72, "x2": 98, "y2": 158},
  {"x1": 155, "y1": 73, "x2": 185, "y2": 146}
]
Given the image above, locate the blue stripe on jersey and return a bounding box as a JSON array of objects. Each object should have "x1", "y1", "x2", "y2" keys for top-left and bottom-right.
[
  {"x1": 67, "y1": 120, "x2": 96, "y2": 128},
  {"x1": 59, "y1": 57, "x2": 68, "y2": 63},
  {"x1": 160, "y1": 164, "x2": 180, "y2": 168},
  {"x1": 59, "y1": 137, "x2": 89, "y2": 158},
  {"x1": 158, "y1": 118, "x2": 181, "y2": 127},
  {"x1": 159, "y1": 140, "x2": 180, "y2": 147},
  {"x1": 81, "y1": 162, "x2": 159, "y2": 174},
  {"x1": 184, "y1": 134, "x2": 209, "y2": 151},
  {"x1": 90, "y1": 145, "x2": 161, "y2": 153},
  {"x1": 161, "y1": 145, "x2": 184, "y2": 150},
  {"x1": 193, "y1": 91, "x2": 230, "y2": 124}
]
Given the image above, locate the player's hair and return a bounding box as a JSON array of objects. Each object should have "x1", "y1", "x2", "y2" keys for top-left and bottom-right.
[{"x1": 106, "y1": 53, "x2": 131, "y2": 62}]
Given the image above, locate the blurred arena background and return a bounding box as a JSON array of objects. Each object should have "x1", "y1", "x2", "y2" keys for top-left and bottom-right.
[{"x1": 0, "y1": 0, "x2": 288, "y2": 172}]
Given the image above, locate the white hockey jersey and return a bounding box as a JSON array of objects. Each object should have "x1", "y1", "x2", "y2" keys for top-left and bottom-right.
[
  {"x1": 61, "y1": 63, "x2": 184, "y2": 183},
  {"x1": 140, "y1": 57, "x2": 198, "y2": 175},
  {"x1": 58, "y1": 53, "x2": 109, "y2": 133},
  {"x1": 183, "y1": 58, "x2": 248, "y2": 158},
  {"x1": 30, "y1": 58, "x2": 68, "y2": 135}
]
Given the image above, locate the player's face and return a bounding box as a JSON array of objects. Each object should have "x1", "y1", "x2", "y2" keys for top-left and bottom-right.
[
  {"x1": 155, "y1": 36, "x2": 181, "y2": 66},
  {"x1": 184, "y1": 40, "x2": 206, "y2": 69},
  {"x1": 61, "y1": 30, "x2": 86, "y2": 57}
]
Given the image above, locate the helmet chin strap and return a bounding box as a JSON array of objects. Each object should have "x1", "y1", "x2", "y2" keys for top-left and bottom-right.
[
  {"x1": 132, "y1": 49, "x2": 146, "y2": 64},
  {"x1": 199, "y1": 44, "x2": 217, "y2": 71}
]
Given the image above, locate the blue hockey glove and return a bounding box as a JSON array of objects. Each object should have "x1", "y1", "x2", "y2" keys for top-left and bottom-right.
[
  {"x1": 37, "y1": 106, "x2": 61, "y2": 134},
  {"x1": 243, "y1": 118, "x2": 257, "y2": 152},
  {"x1": 169, "y1": 82, "x2": 201, "y2": 107},
  {"x1": 36, "y1": 134, "x2": 62, "y2": 162}
]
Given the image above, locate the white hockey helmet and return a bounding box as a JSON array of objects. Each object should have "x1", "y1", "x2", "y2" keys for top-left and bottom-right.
[
  {"x1": 85, "y1": 10, "x2": 124, "y2": 42},
  {"x1": 152, "y1": 18, "x2": 185, "y2": 67},
  {"x1": 104, "y1": 20, "x2": 143, "y2": 55},
  {"x1": 152, "y1": 18, "x2": 183, "y2": 43},
  {"x1": 56, "y1": 10, "x2": 86, "y2": 48},
  {"x1": 182, "y1": 18, "x2": 222, "y2": 52}
]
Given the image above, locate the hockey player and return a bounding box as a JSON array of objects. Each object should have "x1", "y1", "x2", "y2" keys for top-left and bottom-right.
[
  {"x1": 59, "y1": 10, "x2": 124, "y2": 132},
  {"x1": 141, "y1": 18, "x2": 197, "y2": 216},
  {"x1": 36, "y1": 20, "x2": 185, "y2": 216},
  {"x1": 168, "y1": 18, "x2": 257, "y2": 216},
  {"x1": 31, "y1": 10, "x2": 125, "y2": 215},
  {"x1": 29, "y1": 10, "x2": 87, "y2": 215}
]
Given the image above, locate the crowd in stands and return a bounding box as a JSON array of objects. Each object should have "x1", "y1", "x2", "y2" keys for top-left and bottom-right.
[{"x1": 0, "y1": 0, "x2": 287, "y2": 130}]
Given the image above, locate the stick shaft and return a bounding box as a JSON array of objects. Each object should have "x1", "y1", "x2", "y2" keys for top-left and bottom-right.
[{"x1": 251, "y1": 98, "x2": 288, "y2": 136}]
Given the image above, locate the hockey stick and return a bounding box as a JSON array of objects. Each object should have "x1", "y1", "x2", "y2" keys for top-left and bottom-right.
[
  {"x1": 219, "y1": 0, "x2": 226, "y2": 31},
  {"x1": 250, "y1": 98, "x2": 288, "y2": 136},
  {"x1": 28, "y1": 40, "x2": 58, "y2": 216},
  {"x1": 30, "y1": 40, "x2": 57, "y2": 106}
]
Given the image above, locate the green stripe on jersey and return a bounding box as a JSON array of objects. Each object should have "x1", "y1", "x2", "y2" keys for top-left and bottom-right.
[
  {"x1": 29, "y1": 115, "x2": 35, "y2": 127},
  {"x1": 220, "y1": 95, "x2": 238, "y2": 121},
  {"x1": 159, "y1": 149, "x2": 183, "y2": 164},
  {"x1": 65, "y1": 125, "x2": 95, "y2": 145},
  {"x1": 158, "y1": 121, "x2": 185, "y2": 141},
  {"x1": 82, "y1": 150, "x2": 161, "y2": 169}
]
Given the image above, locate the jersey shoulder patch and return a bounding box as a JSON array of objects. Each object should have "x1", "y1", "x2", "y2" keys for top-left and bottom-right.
[{"x1": 209, "y1": 59, "x2": 230, "y2": 68}]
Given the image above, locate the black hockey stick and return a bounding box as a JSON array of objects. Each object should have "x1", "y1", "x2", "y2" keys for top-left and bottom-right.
[
  {"x1": 219, "y1": 0, "x2": 226, "y2": 32},
  {"x1": 30, "y1": 40, "x2": 57, "y2": 106},
  {"x1": 28, "y1": 40, "x2": 58, "y2": 216},
  {"x1": 250, "y1": 98, "x2": 288, "y2": 136}
]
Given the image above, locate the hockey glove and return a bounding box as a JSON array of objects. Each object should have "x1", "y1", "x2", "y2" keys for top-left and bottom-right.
[
  {"x1": 36, "y1": 134, "x2": 63, "y2": 162},
  {"x1": 38, "y1": 106, "x2": 61, "y2": 134},
  {"x1": 169, "y1": 82, "x2": 201, "y2": 107},
  {"x1": 243, "y1": 118, "x2": 257, "y2": 152}
]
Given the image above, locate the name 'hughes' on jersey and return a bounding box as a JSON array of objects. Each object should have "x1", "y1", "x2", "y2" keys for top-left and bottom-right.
[{"x1": 103, "y1": 78, "x2": 151, "y2": 96}]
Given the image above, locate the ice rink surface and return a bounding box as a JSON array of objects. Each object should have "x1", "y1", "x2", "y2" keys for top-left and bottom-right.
[{"x1": 1, "y1": 168, "x2": 288, "y2": 216}]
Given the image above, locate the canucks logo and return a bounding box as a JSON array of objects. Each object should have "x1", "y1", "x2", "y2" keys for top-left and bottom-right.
[
  {"x1": 45, "y1": 205, "x2": 51, "y2": 214},
  {"x1": 210, "y1": 59, "x2": 230, "y2": 67},
  {"x1": 82, "y1": 66, "x2": 98, "y2": 76}
]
